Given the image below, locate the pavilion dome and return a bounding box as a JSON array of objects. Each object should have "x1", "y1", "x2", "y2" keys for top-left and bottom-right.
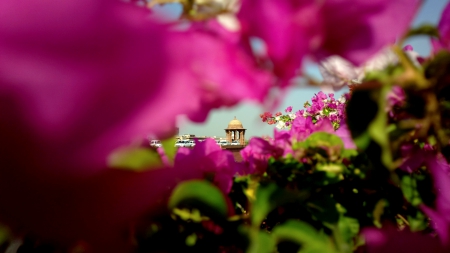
[{"x1": 227, "y1": 116, "x2": 244, "y2": 129}]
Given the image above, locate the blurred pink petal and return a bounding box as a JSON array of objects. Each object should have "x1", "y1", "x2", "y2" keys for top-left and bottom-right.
[
  {"x1": 0, "y1": 166, "x2": 202, "y2": 252},
  {"x1": 240, "y1": 137, "x2": 283, "y2": 174},
  {"x1": 364, "y1": 225, "x2": 447, "y2": 253},
  {"x1": 315, "y1": 0, "x2": 420, "y2": 65},
  {"x1": 432, "y1": 2, "x2": 450, "y2": 53},
  {"x1": 398, "y1": 143, "x2": 427, "y2": 173},
  {"x1": 334, "y1": 122, "x2": 356, "y2": 149},
  {"x1": 238, "y1": 0, "x2": 312, "y2": 83},
  {"x1": 273, "y1": 129, "x2": 294, "y2": 156},
  {"x1": 290, "y1": 116, "x2": 316, "y2": 141},
  {"x1": 0, "y1": 0, "x2": 181, "y2": 172},
  {"x1": 238, "y1": 0, "x2": 420, "y2": 83},
  {"x1": 168, "y1": 24, "x2": 272, "y2": 122},
  {"x1": 0, "y1": 0, "x2": 206, "y2": 250},
  {"x1": 421, "y1": 155, "x2": 450, "y2": 244}
]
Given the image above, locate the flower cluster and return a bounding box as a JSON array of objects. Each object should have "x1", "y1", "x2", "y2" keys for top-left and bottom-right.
[
  {"x1": 260, "y1": 106, "x2": 296, "y2": 129},
  {"x1": 261, "y1": 92, "x2": 349, "y2": 130}
]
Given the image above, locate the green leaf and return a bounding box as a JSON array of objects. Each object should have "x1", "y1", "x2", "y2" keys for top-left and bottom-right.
[
  {"x1": 307, "y1": 195, "x2": 340, "y2": 224},
  {"x1": 272, "y1": 220, "x2": 335, "y2": 253},
  {"x1": 107, "y1": 146, "x2": 161, "y2": 171},
  {"x1": 168, "y1": 180, "x2": 228, "y2": 218},
  {"x1": 405, "y1": 24, "x2": 440, "y2": 39},
  {"x1": 162, "y1": 136, "x2": 178, "y2": 162},
  {"x1": 346, "y1": 82, "x2": 394, "y2": 169},
  {"x1": 173, "y1": 208, "x2": 207, "y2": 222},
  {"x1": 316, "y1": 163, "x2": 345, "y2": 175},
  {"x1": 185, "y1": 233, "x2": 197, "y2": 246},
  {"x1": 401, "y1": 176, "x2": 422, "y2": 206},
  {"x1": 408, "y1": 211, "x2": 428, "y2": 232},
  {"x1": 251, "y1": 183, "x2": 281, "y2": 226},
  {"x1": 246, "y1": 231, "x2": 276, "y2": 253},
  {"x1": 304, "y1": 132, "x2": 345, "y2": 150},
  {"x1": 367, "y1": 84, "x2": 393, "y2": 169},
  {"x1": 341, "y1": 149, "x2": 358, "y2": 159},
  {"x1": 337, "y1": 216, "x2": 360, "y2": 244}
]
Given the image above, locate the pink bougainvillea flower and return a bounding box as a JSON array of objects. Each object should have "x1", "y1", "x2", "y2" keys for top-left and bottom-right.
[
  {"x1": 398, "y1": 143, "x2": 435, "y2": 173},
  {"x1": 397, "y1": 146, "x2": 450, "y2": 245},
  {"x1": 290, "y1": 116, "x2": 336, "y2": 141},
  {"x1": 273, "y1": 129, "x2": 294, "y2": 156},
  {"x1": 387, "y1": 85, "x2": 406, "y2": 111},
  {"x1": 0, "y1": 0, "x2": 205, "y2": 250},
  {"x1": 237, "y1": 0, "x2": 311, "y2": 83},
  {"x1": 0, "y1": 165, "x2": 202, "y2": 252},
  {"x1": 0, "y1": 0, "x2": 183, "y2": 173},
  {"x1": 238, "y1": 0, "x2": 420, "y2": 84},
  {"x1": 313, "y1": 0, "x2": 420, "y2": 64},
  {"x1": 334, "y1": 122, "x2": 357, "y2": 149},
  {"x1": 290, "y1": 116, "x2": 356, "y2": 149},
  {"x1": 240, "y1": 135, "x2": 286, "y2": 175},
  {"x1": 174, "y1": 138, "x2": 239, "y2": 193},
  {"x1": 432, "y1": 2, "x2": 450, "y2": 53},
  {"x1": 164, "y1": 21, "x2": 273, "y2": 123},
  {"x1": 364, "y1": 225, "x2": 447, "y2": 253},
  {"x1": 421, "y1": 155, "x2": 450, "y2": 245},
  {"x1": 290, "y1": 116, "x2": 317, "y2": 141}
]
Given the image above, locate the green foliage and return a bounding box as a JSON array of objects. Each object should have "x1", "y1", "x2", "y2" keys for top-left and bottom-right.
[
  {"x1": 162, "y1": 136, "x2": 178, "y2": 162},
  {"x1": 404, "y1": 24, "x2": 440, "y2": 39},
  {"x1": 401, "y1": 175, "x2": 423, "y2": 206},
  {"x1": 347, "y1": 81, "x2": 394, "y2": 170},
  {"x1": 168, "y1": 180, "x2": 229, "y2": 218},
  {"x1": 337, "y1": 216, "x2": 360, "y2": 245},
  {"x1": 246, "y1": 231, "x2": 276, "y2": 253},
  {"x1": 272, "y1": 220, "x2": 336, "y2": 253},
  {"x1": 308, "y1": 195, "x2": 340, "y2": 224},
  {"x1": 107, "y1": 146, "x2": 162, "y2": 170},
  {"x1": 251, "y1": 183, "x2": 279, "y2": 227}
]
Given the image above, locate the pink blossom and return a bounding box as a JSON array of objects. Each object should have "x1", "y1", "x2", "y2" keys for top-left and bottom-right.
[
  {"x1": 432, "y1": 2, "x2": 450, "y2": 53},
  {"x1": 397, "y1": 145, "x2": 450, "y2": 245},
  {"x1": 0, "y1": 0, "x2": 183, "y2": 173},
  {"x1": 421, "y1": 155, "x2": 450, "y2": 245},
  {"x1": 163, "y1": 20, "x2": 272, "y2": 123},
  {"x1": 290, "y1": 116, "x2": 355, "y2": 149},
  {"x1": 0, "y1": 0, "x2": 208, "y2": 250},
  {"x1": 240, "y1": 133, "x2": 289, "y2": 174},
  {"x1": 387, "y1": 86, "x2": 406, "y2": 109},
  {"x1": 285, "y1": 106, "x2": 293, "y2": 113},
  {"x1": 290, "y1": 116, "x2": 317, "y2": 141},
  {"x1": 272, "y1": 129, "x2": 294, "y2": 156},
  {"x1": 174, "y1": 139, "x2": 238, "y2": 193},
  {"x1": 334, "y1": 122, "x2": 357, "y2": 149},
  {"x1": 238, "y1": 0, "x2": 420, "y2": 83},
  {"x1": 399, "y1": 143, "x2": 434, "y2": 173},
  {"x1": 364, "y1": 225, "x2": 447, "y2": 253}
]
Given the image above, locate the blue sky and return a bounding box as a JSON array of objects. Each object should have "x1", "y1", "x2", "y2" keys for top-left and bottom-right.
[{"x1": 157, "y1": 0, "x2": 449, "y2": 138}]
